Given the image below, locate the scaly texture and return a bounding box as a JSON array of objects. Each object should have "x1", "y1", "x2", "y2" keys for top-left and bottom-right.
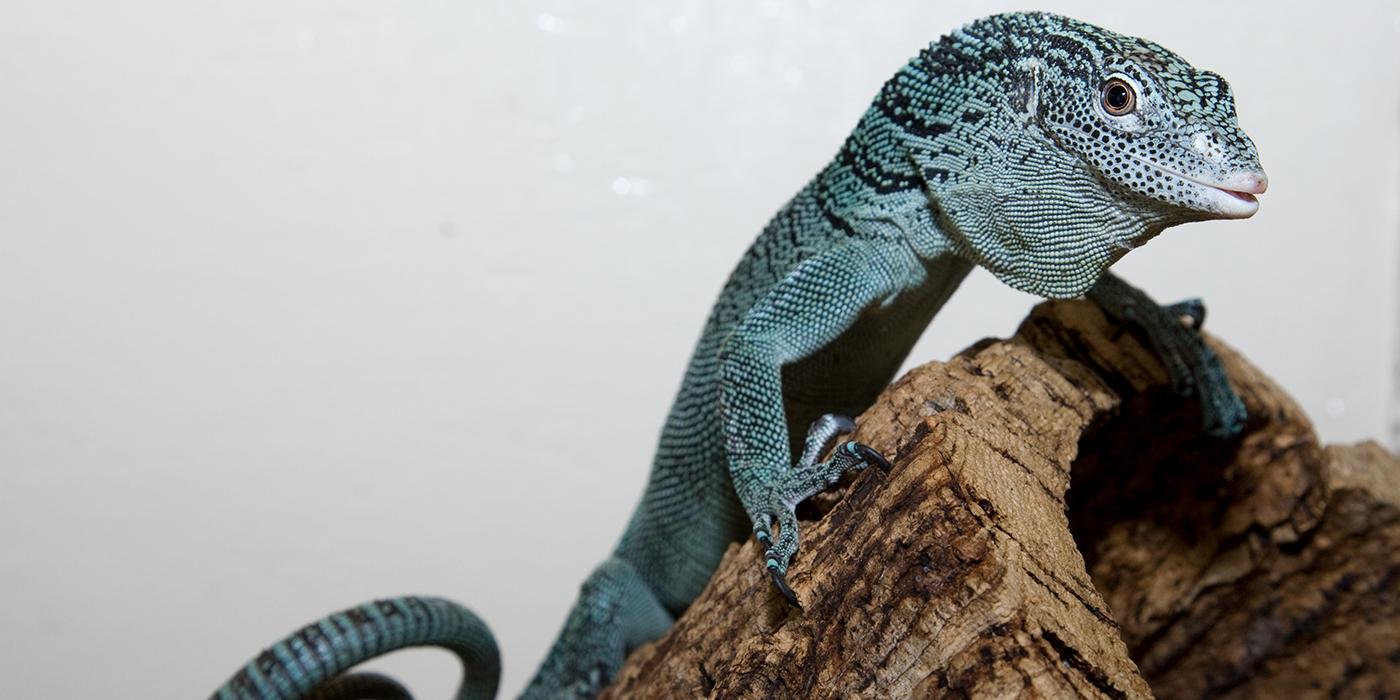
[
  {"x1": 213, "y1": 12, "x2": 1266, "y2": 699},
  {"x1": 602, "y1": 302, "x2": 1400, "y2": 698},
  {"x1": 216, "y1": 597, "x2": 499, "y2": 700}
]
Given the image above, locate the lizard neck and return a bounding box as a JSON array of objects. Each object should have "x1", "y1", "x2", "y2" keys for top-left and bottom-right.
[{"x1": 811, "y1": 15, "x2": 1033, "y2": 263}]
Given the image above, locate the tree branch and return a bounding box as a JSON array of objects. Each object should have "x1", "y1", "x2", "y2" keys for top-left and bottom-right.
[{"x1": 601, "y1": 300, "x2": 1400, "y2": 699}]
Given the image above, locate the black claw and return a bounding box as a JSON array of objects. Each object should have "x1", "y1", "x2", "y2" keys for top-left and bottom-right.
[
  {"x1": 768, "y1": 567, "x2": 801, "y2": 608},
  {"x1": 852, "y1": 442, "x2": 892, "y2": 473}
]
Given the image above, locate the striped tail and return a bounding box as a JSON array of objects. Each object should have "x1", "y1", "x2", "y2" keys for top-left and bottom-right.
[{"x1": 212, "y1": 596, "x2": 500, "y2": 700}]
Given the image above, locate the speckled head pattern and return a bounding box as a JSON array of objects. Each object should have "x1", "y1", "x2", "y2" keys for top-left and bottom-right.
[
  {"x1": 878, "y1": 12, "x2": 1267, "y2": 297},
  {"x1": 1034, "y1": 14, "x2": 1267, "y2": 220}
]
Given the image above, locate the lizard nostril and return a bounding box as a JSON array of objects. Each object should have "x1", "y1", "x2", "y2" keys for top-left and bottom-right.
[
  {"x1": 1233, "y1": 171, "x2": 1268, "y2": 194},
  {"x1": 1190, "y1": 132, "x2": 1225, "y2": 162}
]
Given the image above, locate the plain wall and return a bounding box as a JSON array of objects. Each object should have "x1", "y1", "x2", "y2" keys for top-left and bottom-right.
[{"x1": 2, "y1": 1, "x2": 1396, "y2": 696}]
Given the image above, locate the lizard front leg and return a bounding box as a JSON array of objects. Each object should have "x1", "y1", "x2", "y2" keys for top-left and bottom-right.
[
  {"x1": 1088, "y1": 271, "x2": 1246, "y2": 437},
  {"x1": 719, "y1": 241, "x2": 920, "y2": 606}
]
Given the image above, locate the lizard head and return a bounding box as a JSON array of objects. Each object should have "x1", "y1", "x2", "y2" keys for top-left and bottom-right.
[
  {"x1": 903, "y1": 13, "x2": 1268, "y2": 298},
  {"x1": 1030, "y1": 16, "x2": 1268, "y2": 222}
]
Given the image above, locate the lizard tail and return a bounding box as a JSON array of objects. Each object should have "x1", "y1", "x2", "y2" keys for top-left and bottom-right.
[{"x1": 211, "y1": 595, "x2": 500, "y2": 700}]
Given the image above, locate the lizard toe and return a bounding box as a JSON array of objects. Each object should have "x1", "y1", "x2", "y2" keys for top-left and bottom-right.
[{"x1": 767, "y1": 564, "x2": 802, "y2": 608}]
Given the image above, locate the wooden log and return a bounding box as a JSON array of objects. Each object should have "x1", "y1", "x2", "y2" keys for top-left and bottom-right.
[{"x1": 600, "y1": 300, "x2": 1400, "y2": 699}]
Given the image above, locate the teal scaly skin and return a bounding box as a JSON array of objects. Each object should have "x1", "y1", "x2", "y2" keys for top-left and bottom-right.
[{"x1": 213, "y1": 12, "x2": 1266, "y2": 699}]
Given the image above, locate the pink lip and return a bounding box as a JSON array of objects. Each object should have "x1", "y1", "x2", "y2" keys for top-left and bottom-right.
[
  {"x1": 1125, "y1": 153, "x2": 1266, "y2": 218},
  {"x1": 1219, "y1": 171, "x2": 1268, "y2": 196}
]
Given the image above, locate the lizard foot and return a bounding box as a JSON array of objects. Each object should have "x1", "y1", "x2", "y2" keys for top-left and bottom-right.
[
  {"x1": 749, "y1": 414, "x2": 890, "y2": 608},
  {"x1": 1088, "y1": 274, "x2": 1245, "y2": 437}
]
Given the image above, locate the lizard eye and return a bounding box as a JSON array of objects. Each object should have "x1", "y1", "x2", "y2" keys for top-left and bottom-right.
[{"x1": 1101, "y1": 77, "x2": 1136, "y2": 116}]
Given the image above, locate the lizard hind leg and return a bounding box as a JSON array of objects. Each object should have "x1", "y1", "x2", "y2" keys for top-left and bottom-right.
[
  {"x1": 520, "y1": 557, "x2": 673, "y2": 700},
  {"x1": 750, "y1": 414, "x2": 891, "y2": 608}
]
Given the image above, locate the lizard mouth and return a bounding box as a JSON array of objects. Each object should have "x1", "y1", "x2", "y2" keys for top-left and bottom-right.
[{"x1": 1126, "y1": 153, "x2": 1267, "y2": 219}]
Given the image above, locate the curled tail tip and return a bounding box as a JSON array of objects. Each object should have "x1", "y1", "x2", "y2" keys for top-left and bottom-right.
[{"x1": 212, "y1": 595, "x2": 501, "y2": 700}]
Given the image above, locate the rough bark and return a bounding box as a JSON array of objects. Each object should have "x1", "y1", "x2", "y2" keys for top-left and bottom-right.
[{"x1": 600, "y1": 300, "x2": 1400, "y2": 699}]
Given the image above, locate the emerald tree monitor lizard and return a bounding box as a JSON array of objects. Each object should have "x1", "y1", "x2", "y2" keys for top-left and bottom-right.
[{"x1": 213, "y1": 12, "x2": 1267, "y2": 699}]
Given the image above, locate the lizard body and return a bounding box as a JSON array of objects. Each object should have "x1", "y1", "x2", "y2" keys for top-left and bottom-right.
[{"x1": 214, "y1": 12, "x2": 1265, "y2": 699}]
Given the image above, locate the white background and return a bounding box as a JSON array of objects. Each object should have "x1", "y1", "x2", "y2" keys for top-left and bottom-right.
[{"x1": 2, "y1": 1, "x2": 1397, "y2": 697}]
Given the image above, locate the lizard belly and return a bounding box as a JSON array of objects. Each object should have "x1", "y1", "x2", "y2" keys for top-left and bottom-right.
[{"x1": 780, "y1": 254, "x2": 971, "y2": 460}]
